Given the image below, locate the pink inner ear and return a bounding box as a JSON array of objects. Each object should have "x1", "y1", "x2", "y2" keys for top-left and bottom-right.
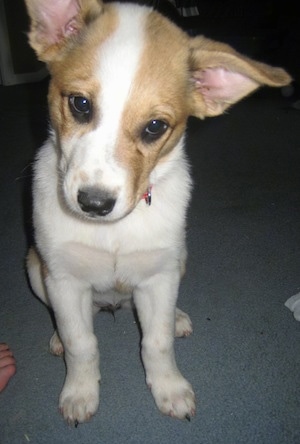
[
  {"x1": 193, "y1": 67, "x2": 257, "y2": 103},
  {"x1": 38, "y1": 0, "x2": 81, "y2": 44}
]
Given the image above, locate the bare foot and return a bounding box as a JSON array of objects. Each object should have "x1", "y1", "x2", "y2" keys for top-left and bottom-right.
[{"x1": 0, "y1": 343, "x2": 16, "y2": 392}]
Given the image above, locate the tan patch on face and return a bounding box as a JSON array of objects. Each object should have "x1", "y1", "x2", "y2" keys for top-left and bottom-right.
[
  {"x1": 47, "y1": 4, "x2": 118, "y2": 140},
  {"x1": 115, "y1": 11, "x2": 191, "y2": 205}
]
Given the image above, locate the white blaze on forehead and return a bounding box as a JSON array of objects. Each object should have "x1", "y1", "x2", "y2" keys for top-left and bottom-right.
[
  {"x1": 96, "y1": 4, "x2": 148, "y2": 146},
  {"x1": 62, "y1": 4, "x2": 150, "y2": 219}
]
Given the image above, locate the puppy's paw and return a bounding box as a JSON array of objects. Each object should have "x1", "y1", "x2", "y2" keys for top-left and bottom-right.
[
  {"x1": 49, "y1": 331, "x2": 64, "y2": 356},
  {"x1": 59, "y1": 377, "x2": 100, "y2": 424},
  {"x1": 150, "y1": 373, "x2": 196, "y2": 419},
  {"x1": 175, "y1": 308, "x2": 193, "y2": 337}
]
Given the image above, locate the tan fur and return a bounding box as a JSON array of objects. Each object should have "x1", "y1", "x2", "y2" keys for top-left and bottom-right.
[
  {"x1": 114, "y1": 279, "x2": 132, "y2": 295},
  {"x1": 25, "y1": 0, "x2": 104, "y2": 62},
  {"x1": 189, "y1": 35, "x2": 292, "y2": 117},
  {"x1": 79, "y1": 170, "x2": 89, "y2": 183},
  {"x1": 115, "y1": 12, "x2": 190, "y2": 206},
  {"x1": 47, "y1": 6, "x2": 118, "y2": 139}
]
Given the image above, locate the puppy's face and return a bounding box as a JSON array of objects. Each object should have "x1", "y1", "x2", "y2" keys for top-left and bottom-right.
[
  {"x1": 25, "y1": 0, "x2": 291, "y2": 221},
  {"x1": 49, "y1": 6, "x2": 190, "y2": 221}
]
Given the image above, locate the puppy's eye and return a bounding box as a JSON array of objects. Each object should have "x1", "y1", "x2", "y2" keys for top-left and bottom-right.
[
  {"x1": 142, "y1": 120, "x2": 168, "y2": 143},
  {"x1": 69, "y1": 95, "x2": 92, "y2": 124}
]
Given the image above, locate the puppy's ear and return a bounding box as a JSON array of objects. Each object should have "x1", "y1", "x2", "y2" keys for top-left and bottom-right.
[
  {"x1": 188, "y1": 36, "x2": 292, "y2": 118},
  {"x1": 25, "y1": 0, "x2": 103, "y2": 62}
]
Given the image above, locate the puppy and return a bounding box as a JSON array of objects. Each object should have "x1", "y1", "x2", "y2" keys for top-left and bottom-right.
[{"x1": 25, "y1": 0, "x2": 291, "y2": 424}]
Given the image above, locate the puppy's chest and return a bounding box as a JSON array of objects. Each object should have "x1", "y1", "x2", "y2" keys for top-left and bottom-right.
[{"x1": 61, "y1": 240, "x2": 172, "y2": 291}]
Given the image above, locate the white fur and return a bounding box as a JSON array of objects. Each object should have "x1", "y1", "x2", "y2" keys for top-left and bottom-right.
[{"x1": 29, "y1": 135, "x2": 194, "y2": 422}]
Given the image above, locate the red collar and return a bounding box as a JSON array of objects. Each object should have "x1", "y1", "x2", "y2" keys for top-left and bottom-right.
[{"x1": 142, "y1": 186, "x2": 152, "y2": 205}]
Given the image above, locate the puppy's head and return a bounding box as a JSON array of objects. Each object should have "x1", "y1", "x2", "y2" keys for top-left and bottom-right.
[{"x1": 25, "y1": 0, "x2": 291, "y2": 221}]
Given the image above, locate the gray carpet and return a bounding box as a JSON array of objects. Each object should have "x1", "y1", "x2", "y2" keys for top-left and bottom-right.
[{"x1": 0, "y1": 79, "x2": 299, "y2": 443}]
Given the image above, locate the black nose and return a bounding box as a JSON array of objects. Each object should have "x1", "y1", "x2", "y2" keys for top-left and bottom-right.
[{"x1": 77, "y1": 187, "x2": 116, "y2": 217}]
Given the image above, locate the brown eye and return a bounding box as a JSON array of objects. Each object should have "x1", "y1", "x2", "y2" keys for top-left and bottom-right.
[
  {"x1": 69, "y1": 95, "x2": 92, "y2": 124},
  {"x1": 142, "y1": 120, "x2": 168, "y2": 143}
]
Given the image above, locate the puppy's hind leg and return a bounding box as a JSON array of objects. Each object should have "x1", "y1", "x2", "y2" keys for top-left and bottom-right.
[
  {"x1": 175, "y1": 308, "x2": 193, "y2": 338},
  {"x1": 27, "y1": 247, "x2": 64, "y2": 355},
  {"x1": 26, "y1": 247, "x2": 50, "y2": 306}
]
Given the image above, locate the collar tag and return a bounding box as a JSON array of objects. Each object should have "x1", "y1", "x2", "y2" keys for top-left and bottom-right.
[{"x1": 143, "y1": 187, "x2": 152, "y2": 206}]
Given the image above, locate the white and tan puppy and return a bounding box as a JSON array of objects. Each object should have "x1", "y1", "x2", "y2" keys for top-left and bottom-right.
[{"x1": 25, "y1": 0, "x2": 291, "y2": 424}]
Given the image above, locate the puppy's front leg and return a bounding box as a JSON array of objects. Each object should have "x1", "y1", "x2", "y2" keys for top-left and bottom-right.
[
  {"x1": 134, "y1": 273, "x2": 195, "y2": 419},
  {"x1": 46, "y1": 275, "x2": 100, "y2": 424}
]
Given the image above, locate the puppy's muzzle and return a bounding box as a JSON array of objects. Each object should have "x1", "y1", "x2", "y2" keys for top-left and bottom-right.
[{"x1": 77, "y1": 187, "x2": 116, "y2": 217}]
